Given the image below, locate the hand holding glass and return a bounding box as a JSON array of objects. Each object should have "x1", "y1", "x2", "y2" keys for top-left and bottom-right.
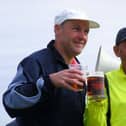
[{"x1": 69, "y1": 64, "x2": 87, "y2": 91}]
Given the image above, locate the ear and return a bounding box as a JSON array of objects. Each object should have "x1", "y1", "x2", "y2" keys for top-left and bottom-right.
[
  {"x1": 113, "y1": 45, "x2": 120, "y2": 57},
  {"x1": 54, "y1": 24, "x2": 61, "y2": 33}
]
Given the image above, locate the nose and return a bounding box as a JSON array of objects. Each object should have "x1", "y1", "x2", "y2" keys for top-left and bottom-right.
[{"x1": 79, "y1": 31, "x2": 88, "y2": 41}]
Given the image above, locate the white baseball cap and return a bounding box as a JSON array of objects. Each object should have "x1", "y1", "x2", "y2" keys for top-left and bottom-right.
[{"x1": 54, "y1": 9, "x2": 100, "y2": 28}]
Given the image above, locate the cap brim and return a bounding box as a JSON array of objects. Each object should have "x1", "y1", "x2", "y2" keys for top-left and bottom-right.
[
  {"x1": 62, "y1": 18, "x2": 100, "y2": 28},
  {"x1": 89, "y1": 20, "x2": 100, "y2": 28},
  {"x1": 68, "y1": 18, "x2": 100, "y2": 28},
  {"x1": 117, "y1": 37, "x2": 126, "y2": 45}
]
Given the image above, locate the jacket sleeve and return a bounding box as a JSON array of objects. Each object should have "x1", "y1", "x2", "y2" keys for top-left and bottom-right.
[
  {"x1": 3, "y1": 56, "x2": 54, "y2": 117},
  {"x1": 83, "y1": 99, "x2": 107, "y2": 126}
]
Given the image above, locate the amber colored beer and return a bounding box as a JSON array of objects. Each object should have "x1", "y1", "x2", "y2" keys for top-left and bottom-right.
[
  {"x1": 69, "y1": 64, "x2": 87, "y2": 91},
  {"x1": 87, "y1": 72, "x2": 105, "y2": 100},
  {"x1": 72, "y1": 82, "x2": 86, "y2": 91}
]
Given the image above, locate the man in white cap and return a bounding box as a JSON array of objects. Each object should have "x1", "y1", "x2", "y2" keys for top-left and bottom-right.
[{"x1": 3, "y1": 9, "x2": 100, "y2": 126}]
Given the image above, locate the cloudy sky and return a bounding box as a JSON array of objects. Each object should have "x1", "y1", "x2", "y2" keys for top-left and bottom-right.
[{"x1": 0, "y1": 0, "x2": 126, "y2": 125}]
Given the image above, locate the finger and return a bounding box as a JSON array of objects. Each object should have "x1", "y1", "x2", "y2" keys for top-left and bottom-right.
[
  {"x1": 66, "y1": 78, "x2": 84, "y2": 87},
  {"x1": 62, "y1": 82, "x2": 82, "y2": 92},
  {"x1": 68, "y1": 69, "x2": 84, "y2": 75},
  {"x1": 68, "y1": 74, "x2": 86, "y2": 83}
]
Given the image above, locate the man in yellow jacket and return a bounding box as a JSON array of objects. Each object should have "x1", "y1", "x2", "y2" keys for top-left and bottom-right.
[{"x1": 84, "y1": 27, "x2": 126, "y2": 126}]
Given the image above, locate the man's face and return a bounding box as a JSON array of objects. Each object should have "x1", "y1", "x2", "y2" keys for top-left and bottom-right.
[
  {"x1": 55, "y1": 20, "x2": 89, "y2": 57},
  {"x1": 114, "y1": 40, "x2": 126, "y2": 62}
]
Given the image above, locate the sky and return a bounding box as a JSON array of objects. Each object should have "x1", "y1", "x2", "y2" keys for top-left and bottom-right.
[{"x1": 0, "y1": 0, "x2": 126, "y2": 125}]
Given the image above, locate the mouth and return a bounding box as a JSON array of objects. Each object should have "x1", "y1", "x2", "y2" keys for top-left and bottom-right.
[{"x1": 74, "y1": 41, "x2": 85, "y2": 48}]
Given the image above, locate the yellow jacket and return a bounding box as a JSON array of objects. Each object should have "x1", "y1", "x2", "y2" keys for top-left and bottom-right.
[{"x1": 84, "y1": 65, "x2": 126, "y2": 126}]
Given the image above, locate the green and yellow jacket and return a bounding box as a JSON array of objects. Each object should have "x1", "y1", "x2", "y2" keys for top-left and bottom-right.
[{"x1": 84, "y1": 65, "x2": 126, "y2": 126}]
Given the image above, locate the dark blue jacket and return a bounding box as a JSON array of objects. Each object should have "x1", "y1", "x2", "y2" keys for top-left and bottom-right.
[{"x1": 3, "y1": 40, "x2": 86, "y2": 126}]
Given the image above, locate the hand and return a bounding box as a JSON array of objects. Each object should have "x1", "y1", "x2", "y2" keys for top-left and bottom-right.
[
  {"x1": 88, "y1": 96, "x2": 106, "y2": 102},
  {"x1": 49, "y1": 69, "x2": 86, "y2": 92}
]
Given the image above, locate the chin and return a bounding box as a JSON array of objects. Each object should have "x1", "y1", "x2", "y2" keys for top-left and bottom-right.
[{"x1": 75, "y1": 51, "x2": 81, "y2": 56}]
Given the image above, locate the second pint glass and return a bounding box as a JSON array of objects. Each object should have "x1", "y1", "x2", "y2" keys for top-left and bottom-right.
[{"x1": 87, "y1": 71, "x2": 105, "y2": 100}]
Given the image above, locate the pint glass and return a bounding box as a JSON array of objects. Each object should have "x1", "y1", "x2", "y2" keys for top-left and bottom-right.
[
  {"x1": 87, "y1": 71, "x2": 105, "y2": 100},
  {"x1": 69, "y1": 64, "x2": 87, "y2": 91}
]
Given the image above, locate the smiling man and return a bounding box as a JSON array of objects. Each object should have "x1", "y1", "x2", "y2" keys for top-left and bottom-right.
[{"x1": 3, "y1": 9, "x2": 99, "y2": 126}]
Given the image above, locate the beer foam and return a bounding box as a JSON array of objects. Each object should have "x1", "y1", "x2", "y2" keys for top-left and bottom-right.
[
  {"x1": 87, "y1": 71, "x2": 104, "y2": 78},
  {"x1": 87, "y1": 74, "x2": 104, "y2": 78}
]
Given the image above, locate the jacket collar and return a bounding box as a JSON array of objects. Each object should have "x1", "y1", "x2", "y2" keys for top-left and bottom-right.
[{"x1": 47, "y1": 40, "x2": 79, "y2": 66}]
